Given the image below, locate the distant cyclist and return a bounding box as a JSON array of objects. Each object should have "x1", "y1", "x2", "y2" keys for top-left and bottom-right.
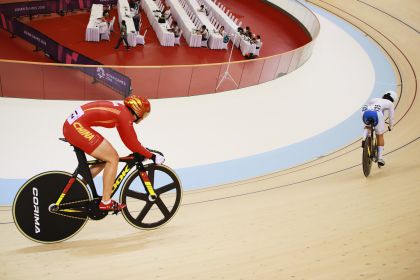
[
  {"x1": 62, "y1": 95, "x2": 165, "y2": 211},
  {"x1": 361, "y1": 90, "x2": 397, "y2": 166}
]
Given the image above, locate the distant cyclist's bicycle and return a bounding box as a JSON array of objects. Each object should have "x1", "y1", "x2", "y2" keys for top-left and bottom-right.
[
  {"x1": 13, "y1": 138, "x2": 183, "y2": 244},
  {"x1": 362, "y1": 121, "x2": 381, "y2": 177}
]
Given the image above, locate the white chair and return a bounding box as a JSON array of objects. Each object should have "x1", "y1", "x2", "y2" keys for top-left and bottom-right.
[
  {"x1": 174, "y1": 30, "x2": 182, "y2": 45},
  {"x1": 234, "y1": 18, "x2": 238, "y2": 25},
  {"x1": 136, "y1": 29, "x2": 148, "y2": 45},
  {"x1": 109, "y1": 16, "x2": 116, "y2": 32},
  {"x1": 99, "y1": 22, "x2": 110, "y2": 41},
  {"x1": 226, "y1": 9, "x2": 229, "y2": 15},
  {"x1": 238, "y1": 21, "x2": 242, "y2": 27}
]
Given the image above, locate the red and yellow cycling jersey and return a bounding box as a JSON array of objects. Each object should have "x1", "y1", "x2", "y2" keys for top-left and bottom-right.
[{"x1": 63, "y1": 101, "x2": 153, "y2": 158}]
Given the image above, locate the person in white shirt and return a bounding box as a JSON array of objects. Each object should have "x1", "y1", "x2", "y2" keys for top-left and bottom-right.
[
  {"x1": 196, "y1": 25, "x2": 209, "y2": 42},
  {"x1": 168, "y1": 22, "x2": 181, "y2": 37},
  {"x1": 163, "y1": 7, "x2": 171, "y2": 19},
  {"x1": 215, "y1": 25, "x2": 225, "y2": 37},
  {"x1": 361, "y1": 90, "x2": 397, "y2": 166}
]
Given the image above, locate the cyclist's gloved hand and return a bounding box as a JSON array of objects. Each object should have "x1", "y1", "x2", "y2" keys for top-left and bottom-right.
[{"x1": 151, "y1": 153, "x2": 165, "y2": 165}]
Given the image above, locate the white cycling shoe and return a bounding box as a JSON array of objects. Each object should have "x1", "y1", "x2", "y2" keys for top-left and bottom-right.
[{"x1": 378, "y1": 158, "x2": 385, "y2": 166}]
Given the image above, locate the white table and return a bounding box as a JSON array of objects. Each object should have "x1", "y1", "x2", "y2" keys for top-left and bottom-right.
[
  {"x1": 142, "y1": 0, "x2": 175, "y2": 46},
  {"x1": 200, "y1": 0, "x2": 238, "y2": 37},
  {"x1": 201, "y1": 0, "x2": 263, "y2": 54},
  {"x1": 239, "y1": 37, "x2": 257, "y2": 56},
  {"x1": 85, "y1": 4, "x2": 103, "y2": 42},
  {"x1": 184, "y1": 0, "x2": 223, "y2": 49},
  {"x1": 166, "y1": 0, "x2": 202, "y2": 47},
  {"x1": 117, "y1": 0, "x2": 137, "y2": 47}
]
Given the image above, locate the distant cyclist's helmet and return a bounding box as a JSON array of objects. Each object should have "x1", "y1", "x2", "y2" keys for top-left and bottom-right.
[
  {"x1": 382, "y1": 90, "x2": 398, "y2": 103},
  {"x1": 124, "y1": 95, "x2": 151, "y2": 121}
]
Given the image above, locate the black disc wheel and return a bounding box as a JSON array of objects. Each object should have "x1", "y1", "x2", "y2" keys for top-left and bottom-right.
[
  {"x1": 362, "y1": 136, "x2": 373, "y2": 177},
  {"x1": 13, "y1": 171, "x2": 91, "y2": 243},
  {"x1": 120, "y1": 164, "x2": 182, "y2": 229}
]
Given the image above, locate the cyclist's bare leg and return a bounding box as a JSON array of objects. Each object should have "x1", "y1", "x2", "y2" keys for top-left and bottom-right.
[
  {"x1": 376, "y1": 134, "x2": 385, "y2": 160},
  {"x1": 90, "y1": 163, "x2": 106, "y2": 178},
  {"x1": 90, "y1": 139, "x2": 119, "y2": 201}
]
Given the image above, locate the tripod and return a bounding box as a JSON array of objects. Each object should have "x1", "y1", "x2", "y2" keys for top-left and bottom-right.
[{"x1": 216, "y1": 33, "x2": 239, "y2": 90}]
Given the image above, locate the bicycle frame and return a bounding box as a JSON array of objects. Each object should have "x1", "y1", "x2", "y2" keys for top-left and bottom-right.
[
  {"x1": 54, "y1": 146, "x2": 157, "y2": 208},
  {"x1": 366, "y1": 123, "x2": 377, "y2": 160}
]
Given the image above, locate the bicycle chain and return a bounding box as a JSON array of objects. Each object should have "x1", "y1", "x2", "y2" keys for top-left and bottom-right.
[
  {"x1": 52, "y1": 211, "x2": 87, "y2": 221},
  {"x1": 52, "y1": 197, "x2": 102, "y2": 221}
]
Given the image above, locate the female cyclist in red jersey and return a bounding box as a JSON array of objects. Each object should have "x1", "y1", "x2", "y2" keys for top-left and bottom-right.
[{"x1": 62, "y1": 95, "x2": 165, "y2": 211}]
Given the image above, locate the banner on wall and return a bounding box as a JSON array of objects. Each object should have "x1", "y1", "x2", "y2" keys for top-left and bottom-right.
[
  {"x1": 0, "y1": 8, "x2": 131, "y2": 96},
  {"x1": 0, "y1": 1, "x2": 54, "y2": 17},
  {"x1": 81, "y1": 67, "x2": 131, "y2": 97},
  {"x1": 0, "y1": 0, "x2": 117, "y2": 16}
]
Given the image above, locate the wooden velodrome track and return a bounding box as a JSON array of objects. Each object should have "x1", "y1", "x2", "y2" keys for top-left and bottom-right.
[{"x1": 1, "y1": 1, "x2": 419, "y2": 279}]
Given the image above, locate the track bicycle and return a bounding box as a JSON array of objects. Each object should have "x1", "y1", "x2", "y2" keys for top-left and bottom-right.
[
  {"x1": 362, "y1": 121, "x2": 381, "y2": 177},
  {"x1": 12, "y1": 138, "x2": 183, "y2": 244}
]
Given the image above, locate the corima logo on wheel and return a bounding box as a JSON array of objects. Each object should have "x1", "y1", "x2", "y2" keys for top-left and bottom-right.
[{"x1": 32, "y1": 187, "x2": 41, "y2": 234}]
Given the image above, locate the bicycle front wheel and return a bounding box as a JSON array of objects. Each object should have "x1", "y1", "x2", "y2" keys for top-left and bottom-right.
[
  {"x1": 362, "y1": 136, "x2": 373, "y2": 177},
  {"x1": 13, "y1": 171, "x2": 91, "y2": 243},
  {"x1": 120, "y1": 164, "x2": 183, "y2": 229}
]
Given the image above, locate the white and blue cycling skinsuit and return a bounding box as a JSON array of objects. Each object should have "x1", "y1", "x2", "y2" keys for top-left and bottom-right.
[{"x1": 361, "y1": 98, "x2": 395, "y2": 134}]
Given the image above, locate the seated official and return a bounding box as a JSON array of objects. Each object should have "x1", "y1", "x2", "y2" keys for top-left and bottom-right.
[
  {"x1": 244, "y1": 26, "x2": 252, "y2": 38},
  {"x1": 215, "y1": 25, "x2": 225, "y2": 37},
  {"x1": 163, "y1": 7, "x2": 171, "y2": 19},
  {"x1": 167, "y1": 22, "x2": 181, "y2": 38},
  {"x1": 196, "y1": 25, "x2": 209, "y2": 41}
]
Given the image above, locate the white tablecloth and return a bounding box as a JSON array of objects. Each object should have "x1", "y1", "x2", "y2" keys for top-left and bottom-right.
[
  {"x1": 184, "y1": 0, "x2": 223, "y2": 49},
  {"x1": 85, "y1": 4, "x2": 103, "y2": 42},
  {"x1": 142, "y1": 0, "x2": 175, "y2": 46},
  {"x1": 117, "y1": 0, "x2": 137, "y2": 47},
  {"x1": 166, "y1": 0, "x2": 201, "y2": 47},
  {"x1": 239, "y1": 37, "x2": 257, "y2": 56}
]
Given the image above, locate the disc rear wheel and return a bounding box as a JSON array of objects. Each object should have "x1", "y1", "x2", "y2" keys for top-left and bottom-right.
[{"x1": 13, "y1": 171, "x2": 91, "y2": 243}]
